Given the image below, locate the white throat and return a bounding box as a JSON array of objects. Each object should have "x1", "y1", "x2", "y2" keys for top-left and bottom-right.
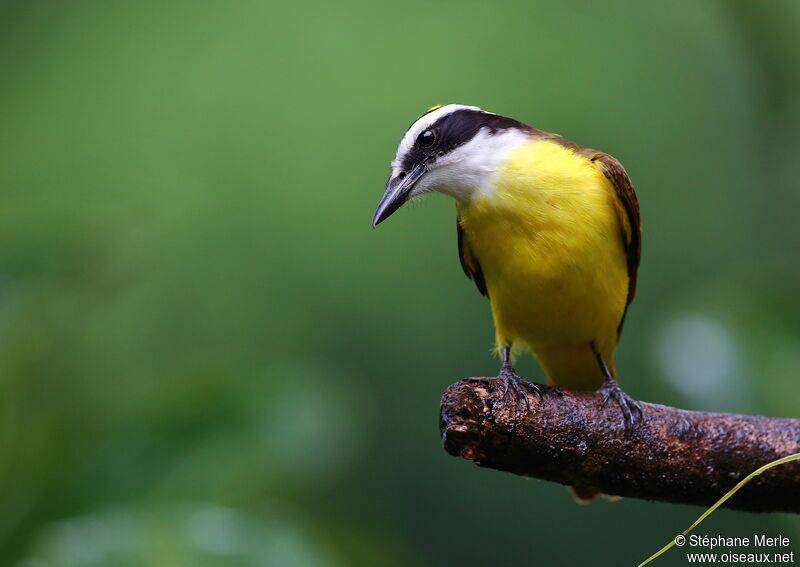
[{"x1": 403, "y1": 127, "x2": 531, "y2": 204}]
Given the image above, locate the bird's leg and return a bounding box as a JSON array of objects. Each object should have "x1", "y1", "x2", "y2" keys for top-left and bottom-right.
[
  {"x1": 498, "y1": 346, "x2": 541, "y2": 415},
  {"x1": 592, "y1": 343, "x2": 642, "y2": 429}
]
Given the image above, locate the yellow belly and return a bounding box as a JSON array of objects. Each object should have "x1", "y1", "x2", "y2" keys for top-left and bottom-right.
[{"x1": 457, "y1": 140, "x2": 630, "y2": 390}]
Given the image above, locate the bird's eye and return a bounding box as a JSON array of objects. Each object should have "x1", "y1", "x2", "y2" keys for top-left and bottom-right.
[{"x1": 417, "y1": 129, "x2": 436, "y2": 149}]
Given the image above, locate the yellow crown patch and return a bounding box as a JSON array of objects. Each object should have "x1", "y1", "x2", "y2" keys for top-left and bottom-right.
[{"x1": 416, "y1": 104, "x2": 444, "y2": 121}]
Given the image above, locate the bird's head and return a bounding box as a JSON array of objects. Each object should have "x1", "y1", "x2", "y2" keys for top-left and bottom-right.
[{"x1": 372, "y1": 104, "x2": 532, "y2": 227}]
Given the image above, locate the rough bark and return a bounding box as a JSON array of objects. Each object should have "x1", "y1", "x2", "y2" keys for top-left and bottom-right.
[{"x1": 440, "y1": 378, "x2": 800, "y2": 513}]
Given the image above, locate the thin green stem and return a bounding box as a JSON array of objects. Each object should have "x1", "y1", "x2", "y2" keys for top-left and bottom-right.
[{"x1": 638, "y1": 452, "x2": 800, "y2": 567}]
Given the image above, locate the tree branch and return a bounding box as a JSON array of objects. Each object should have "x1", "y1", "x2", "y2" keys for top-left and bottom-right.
[{"x1": 440, "y1": 378, "x2": 800, "y2": 513}]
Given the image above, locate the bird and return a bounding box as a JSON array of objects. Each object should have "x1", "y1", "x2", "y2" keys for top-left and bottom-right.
[{"x1": 372, "y1": 104, "x2": 642, "y2": 426}]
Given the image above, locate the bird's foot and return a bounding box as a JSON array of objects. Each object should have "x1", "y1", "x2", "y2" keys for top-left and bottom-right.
[
  {"x1": 497, "y1": 363, "x2": 542, "y2": 417},
  {"x1": 599, "y1": 381, "x2": 642, "y2": 429}
]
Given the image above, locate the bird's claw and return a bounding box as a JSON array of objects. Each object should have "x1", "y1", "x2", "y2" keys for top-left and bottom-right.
[
  {"x1": 498, "y1": 364, "x2": 542, "y2": 417},
  {"x1": 599, "y1": 382, "x2": 642, "y2": 429}
]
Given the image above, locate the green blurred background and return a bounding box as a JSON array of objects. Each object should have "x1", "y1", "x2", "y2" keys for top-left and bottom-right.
[{"x1": 1, "y1": 1, "x2": 799, "y2": 565}]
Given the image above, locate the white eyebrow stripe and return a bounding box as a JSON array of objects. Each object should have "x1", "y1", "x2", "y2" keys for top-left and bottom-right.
[{"x1": 393, "y1": 104, "x2": 483, "y2": 167}]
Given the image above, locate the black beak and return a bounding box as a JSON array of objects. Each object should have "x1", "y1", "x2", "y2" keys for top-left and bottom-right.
[{"x1": 371, "y1": 163, "x2": 426, "y2": 228}]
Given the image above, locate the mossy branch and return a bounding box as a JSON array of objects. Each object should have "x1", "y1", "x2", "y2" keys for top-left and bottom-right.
[{"x1": 439, "y1": 378, "x2": 800, "y2": 513}]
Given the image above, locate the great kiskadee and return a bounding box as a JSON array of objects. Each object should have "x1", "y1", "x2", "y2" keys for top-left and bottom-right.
[{"x1": 372, "y1": 104, "x2": 642, "y2": 425}]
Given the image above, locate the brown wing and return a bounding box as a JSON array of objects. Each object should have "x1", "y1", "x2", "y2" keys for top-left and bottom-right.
[
  {"x1": 585, "y1": 150, "x2": 641, "y2": 334},
  {"x1": 456, "y1": 215, "x2": 488, "y2": 298}
]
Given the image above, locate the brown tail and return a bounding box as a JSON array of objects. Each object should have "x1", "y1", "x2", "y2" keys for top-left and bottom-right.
[{"x1": 569, "y1": 485, "x2": 622, "y2": 503}]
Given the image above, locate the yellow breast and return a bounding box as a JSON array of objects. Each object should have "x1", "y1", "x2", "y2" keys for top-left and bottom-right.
[{"x1": 457, "y1": 139, "x2": 630, "y2": 389}]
